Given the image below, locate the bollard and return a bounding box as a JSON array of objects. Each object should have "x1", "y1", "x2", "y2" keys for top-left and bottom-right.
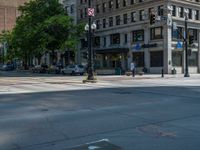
[{"x1": 161, "y1": 68, "x2": 164, "y2": 78}]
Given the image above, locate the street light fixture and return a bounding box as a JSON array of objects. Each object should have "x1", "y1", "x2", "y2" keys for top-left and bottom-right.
[{"x1": 84, "y1": 22, "x2": 96, "y2": 81}]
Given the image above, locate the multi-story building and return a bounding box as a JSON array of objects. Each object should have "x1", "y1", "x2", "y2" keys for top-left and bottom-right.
[
  {"x1": 0, "y1": 0, "x2": 29, "y2": 63},
  {"x1": 0, "y1": 0, "x2": 29, "y2": 32},
  {"x1": 77, "y1": 0, "x2": 200, "y2": 74},
  {"x1": 58, "y1": 0, "x2": 79, "y2": 65},
  {"x1": 61, "y1": 0, "x2": 78, "y2": 24}
]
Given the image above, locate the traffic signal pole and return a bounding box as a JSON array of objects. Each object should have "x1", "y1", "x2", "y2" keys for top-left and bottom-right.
[
  {"x1": 184, "y1": 15, "x2": 190, "y2": 77},
  {"x1": 172, "y1": 13, "x2": 190, "y2": 77}
]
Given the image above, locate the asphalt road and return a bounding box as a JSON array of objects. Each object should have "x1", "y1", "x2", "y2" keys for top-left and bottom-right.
[{"x1": 0, "y1": 71, "x2": 200, "y2": 150}]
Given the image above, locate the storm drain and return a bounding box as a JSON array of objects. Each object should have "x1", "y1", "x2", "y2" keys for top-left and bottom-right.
[{"x1": 65, "y1": 139, "x2": 123, "y2": 150}]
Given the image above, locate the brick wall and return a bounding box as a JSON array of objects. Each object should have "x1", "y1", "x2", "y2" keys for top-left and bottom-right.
[{"x1": 0, "y1": 0, "x2": 29, "y2": 32}]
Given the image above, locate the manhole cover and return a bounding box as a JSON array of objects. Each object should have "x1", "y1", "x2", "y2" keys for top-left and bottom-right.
[{"x1": 65, "y1": 139, "x2": 123, "y2": 150}]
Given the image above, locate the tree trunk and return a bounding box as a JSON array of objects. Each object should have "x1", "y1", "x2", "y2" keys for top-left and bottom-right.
[
  {"x1": 52, "y1": 50, "x2": 55, "y2": 65},
  {"x1": 67, "y1": 49, "x2": 70, "y2": 65}
]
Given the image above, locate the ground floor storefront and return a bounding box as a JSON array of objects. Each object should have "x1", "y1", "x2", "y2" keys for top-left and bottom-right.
[{"x1": 79, "y1": 46, "x2": 200, "y2": 75}]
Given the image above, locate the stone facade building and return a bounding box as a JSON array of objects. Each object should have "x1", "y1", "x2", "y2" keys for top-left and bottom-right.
[
  {"x1": 0, "y1": 0, "x2": 29, "y2": 32},
  {"x1": 77, "y1": 0, "x2": 200, "y2": 74}
]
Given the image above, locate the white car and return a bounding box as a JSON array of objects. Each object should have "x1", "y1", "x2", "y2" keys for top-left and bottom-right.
[{"x1": 61, "y1": 65, "x2": 85, "y2": 75}]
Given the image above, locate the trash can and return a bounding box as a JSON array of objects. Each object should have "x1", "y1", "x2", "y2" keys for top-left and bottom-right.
[{"x1": 115, "y1": 67, "x2": 121, "y2": 75}]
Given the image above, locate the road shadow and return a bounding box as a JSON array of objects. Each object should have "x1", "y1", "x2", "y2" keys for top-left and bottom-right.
[
  {"x1": 0, "y1": 70, "x2": 73, "y2": 78},
  {"x1": 0, "y1": 86, "x2": 200, "y2": 150}
]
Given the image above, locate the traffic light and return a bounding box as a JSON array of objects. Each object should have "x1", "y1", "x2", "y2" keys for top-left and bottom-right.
[
  {"x1": 150, "y1": 13, "x2": 156, "y2": 25},
  {"x1": 189, "y1": 36, "x2": 194, "y2": 45}
]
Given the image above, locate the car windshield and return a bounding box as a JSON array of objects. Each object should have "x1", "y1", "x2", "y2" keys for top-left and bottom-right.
[{"x1": 68, "y1": 65, "x2": 75, "y2": 68}]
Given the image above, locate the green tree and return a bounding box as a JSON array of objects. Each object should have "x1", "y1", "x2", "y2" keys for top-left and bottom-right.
[
  {"x1": 0, "y1": 31, "x2": 15, "y2": 63},
  {"x1": 10, "y1": 0, "x2": 84, "y2": 69}
]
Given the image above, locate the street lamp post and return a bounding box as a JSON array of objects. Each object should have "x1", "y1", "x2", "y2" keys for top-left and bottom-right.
[
  {"x1": 85, "y1": 0, "x2": 96, "y2": 81},
  {"x1": 184, "y1": 11, "x2": 190, "y2": 77}
]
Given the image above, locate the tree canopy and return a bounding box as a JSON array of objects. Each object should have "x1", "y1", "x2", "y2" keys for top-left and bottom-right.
[{"x1": 0, "y1": 0, "x2": 84, "y2": 67}]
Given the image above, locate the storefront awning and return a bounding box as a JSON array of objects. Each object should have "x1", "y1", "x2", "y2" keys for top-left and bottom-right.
[{"x1": 95, "y1": 48, "x2": 129, "y2": 54}]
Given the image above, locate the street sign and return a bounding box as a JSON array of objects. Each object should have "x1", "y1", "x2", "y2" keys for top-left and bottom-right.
[
  {"x1": 134, "y1": 43, "x2": 142, "y2": 50},
  {"x1": 177, "y1": 41, "x2": 183, "y2": 49},
  {"x1": 88, "y1": 8, "x2": 95, "y2": 16}
]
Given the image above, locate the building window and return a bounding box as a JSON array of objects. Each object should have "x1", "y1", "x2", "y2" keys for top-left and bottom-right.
[
  {"x1": 80, "y1": 9, "x2": 83, "y2": 18},
  {"x1": 84, "y1": 8, "x2": 87, "y2": 17},
  {"x1": 70, "y1": 5, "x2": 74, "y2": 14},
  {"x1": 132, "y1": 30, "x2": 144, "y2": 42},
  {"x1": 178, "y1": 7, "x2": 184, "y2": 18},
  {"x1": 124, "y1": 34, "x2": 128, "y2": 44},
  {"x1": 96, "y1": 20, "x2": 100, "y2": 29},
  {"x1": 103, "y1": 37, "x2": 107, "y2": 47},
  {"x1": 139, "y1": 10, "x2": 145, "y2": 21},
  {"x1": 93, "y1": 36, "x2": 100, "y2": 47},
  {"x1": 158, "y1": 5, "x2": 164, "y2": 16},
  {"x1": 188, "y1": 8, "x2": 192, "y2": 19},
  {"x1": 150, "y1": 27, "x2": 163, "y2": 40},
  {"x1": 103, "y1": 2, "x2": 106, "y2": 12},
  {"x1": 109, "y1": 17, "x2": 113, "y2": 27},
  {"x1": 195, "y1": 10, "x2": 199, "y2": 20},
  {"x1": 189, "y1": 51, "x2": 198, "y2": 66},
  {"x1": 110, "y1": 33, "x2": 120, "y2": 45},
  {"x1": 123, "y1": 0, "x2": 127, "y2": 7},
  {"x1": 103, "y1": 19, "x2": 106, "y2": 28},
  {"x1": 149, "y1": 7, "x2": 154, "y2": 18},
  {"x1": 133, "y1": 52, "x2": 144, "y2": 67},
  {"x1": 116, "y1": 0, "x2": 120, "y2": 9},
  {"x1": 131, "y1": 12, "x2": 136, "y2": 22},
  {"x1": 172, "y1": 51, "x2": 182, "y2": 66},
  {"x1": 96, "y1": 4, "x2": 100, "y2": 13},
  {"x1": 116, "y1": 15, "x2": 121, "y2": 25},
  {"x1": 109, "y1": 0, "x2": 113, "y2": 9},
  {"x1": 172, "y1": 5, "x2": 176, "y2": 17},
  {"x1": 130, "y1": 0, "x2": 135, "y2": 5},
  {"x1": 132, "y1": 52, "x2": 144, "y2": 67},
  {"x1": 172, "y1": 27, "x2": 183, "y2": 40},
  {"x1": 188, "y1": 29, "x2": 198, "y2": 41},
  {"x1": 123, "y1": 13, "x2": 128, "y2": 24},
  {"x1": 150, "y1": 51, "x2": 163, "y2": 67}
]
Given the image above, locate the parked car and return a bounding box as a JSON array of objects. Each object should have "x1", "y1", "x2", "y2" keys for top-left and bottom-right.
[
  {"x1": 61, "y1": 64, "x2": 85, "y2": 75},
  {"x1": 31, "y1": 64, "x2": 48, "y2": 73},
  {"x1": 48, "y1": 65, "x2": 60, "y2": 74},
  {"x1": 0, "y1": 63, "x2": 15, "y2": 71}
]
